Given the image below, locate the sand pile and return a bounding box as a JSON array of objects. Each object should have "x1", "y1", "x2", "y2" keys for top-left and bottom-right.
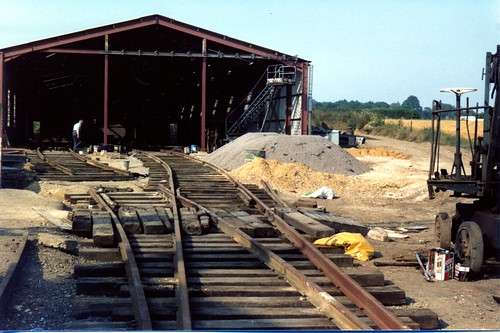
[
  {"x1": 204, "y1": 133, "x2": 370, "y2": 175},
  {"x1": 230, "y1": 158, "x2": 349, "y2": 194},
  {"x1": 346, "y1": 147, "x2": 410, "y2": 159},
  {"x1": 230, "y1": 158, "x2": 400, "y2": 197}
]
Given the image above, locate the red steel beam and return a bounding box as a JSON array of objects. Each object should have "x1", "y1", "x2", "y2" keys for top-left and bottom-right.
[
  {"x1": 285, "y1": 85, "x2": 292, "y2": 134},
  {"x1": 156, "y1": 17, "x2": 283, "y2": 60},
  {"x1": 201, "y1": 39, "x2": 207, "y2": 151},
  {"x1": 41, "y1": 48, "x2": 271, "y2": 60},
  {"x1": 43, "y1": 48, "x2": 102, "y2": 56},
  {"x1": 103, "y1": 53, "x2": 109, "y2": 145},
  {"x1": 3, "y1": 19, "x2": 156, "y2": 60},
  {"x1": 3, "y1": 15, "x2": 298, "y2": 63},
  {"x1": 301, "y1": 63, "x2": 309, "y2": 135},
  {"x1": 0, "y1": 51, "x2": 3, "y2": 187}
]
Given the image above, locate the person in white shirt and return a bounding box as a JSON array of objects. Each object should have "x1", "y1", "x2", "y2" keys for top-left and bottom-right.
[{"x1": 72, "y1": 119, "x2": 83, "y2": 151}]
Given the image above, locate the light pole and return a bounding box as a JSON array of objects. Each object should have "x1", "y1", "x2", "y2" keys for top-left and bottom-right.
[{"x1": 440, "y1": 88, "x2": 477, "y2": 180}]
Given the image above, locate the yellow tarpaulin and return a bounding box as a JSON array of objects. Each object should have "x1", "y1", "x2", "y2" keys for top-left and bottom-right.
[{"x1": 314, "y1": 232, "x2": 375, "y2": 261}]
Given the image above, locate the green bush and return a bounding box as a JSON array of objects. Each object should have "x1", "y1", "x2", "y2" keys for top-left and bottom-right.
[{"x1": 311, "y1": 107, "x2": 468, "y2": 147}]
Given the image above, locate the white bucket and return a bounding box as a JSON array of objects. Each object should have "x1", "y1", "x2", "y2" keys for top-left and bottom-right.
[{"x1": 122, "y1": 160, "x2": 130, "y2": 170}]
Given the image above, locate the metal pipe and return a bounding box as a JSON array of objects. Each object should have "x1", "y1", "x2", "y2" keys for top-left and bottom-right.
[
  {"x1": 454, "y1": 93, "x2": 462, "y2": 179},
  {"x1": 432, "y1": 105, "x2": 489, "y2": 114},
  {"x1": 428, "y1": 105, "x2": 437, "y2": 198}
]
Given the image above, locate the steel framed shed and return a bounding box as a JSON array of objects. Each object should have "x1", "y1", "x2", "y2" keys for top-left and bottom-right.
[{"x1": 0, "y1": 14, "x2": 311, "y2": 179}]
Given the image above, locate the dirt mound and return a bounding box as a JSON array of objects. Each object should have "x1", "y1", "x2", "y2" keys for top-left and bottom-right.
[
  {"x1": 230, "y1": 158, "x2": 404, "y2": 198},
  {"x1": 346, "y1": 147, "x2": 410, "y2": 159},
  {"x1": 204, "y1": 133, "x2": 370, "y2": 175},
  {"x1": 230, "y1": 158, "x2": 348, "y2": 194}
]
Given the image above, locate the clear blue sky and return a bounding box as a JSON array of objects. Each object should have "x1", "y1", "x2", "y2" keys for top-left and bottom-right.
[{"x1": 1, "y1": 0, "x2": 499, "y2": 108}]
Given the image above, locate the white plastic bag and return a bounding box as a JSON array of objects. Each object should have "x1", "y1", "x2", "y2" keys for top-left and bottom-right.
[{"x1": 301, "y1": 186, "x2": 335, "y2": 199}]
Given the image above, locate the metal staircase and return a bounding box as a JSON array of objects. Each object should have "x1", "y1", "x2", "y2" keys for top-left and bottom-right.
[
  {"x1": 226, "y1": 85, "x2": 277, "y2": 137},
  {"x1": 226, "y1": 65, "x2": 296, "y2": 139}
]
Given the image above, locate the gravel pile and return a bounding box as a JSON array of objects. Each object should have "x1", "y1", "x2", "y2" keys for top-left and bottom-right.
[{"x1": 204, "y1": 133, "x2": 370, "y2": 175}]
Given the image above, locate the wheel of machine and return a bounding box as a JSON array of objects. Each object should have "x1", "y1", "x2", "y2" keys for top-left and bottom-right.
[
  {"x1": 454, "y1": 221, "x2": 484, "y2": 276},
  {"x1": 435, "y1": 212, "x2": 452, "y2": 249}
]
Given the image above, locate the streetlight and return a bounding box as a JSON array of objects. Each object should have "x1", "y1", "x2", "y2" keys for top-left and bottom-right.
[{"x1": 440, "y1": 87, "x2": 477, "y2": 180}]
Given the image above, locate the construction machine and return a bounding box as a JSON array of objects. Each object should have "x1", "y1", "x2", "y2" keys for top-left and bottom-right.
[{"x1": 427, "y1": 45, "x2": 500, "y2": 276}]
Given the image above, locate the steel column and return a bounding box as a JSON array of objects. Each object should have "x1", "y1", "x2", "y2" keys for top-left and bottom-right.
[
  {"x1": 103, "y1": 35, "x2": 109, "y2": 145},
  {"x1": 301, "y1": 63, "x2": 309, "y2": 135},
  {"x1": 0, "y1": 51, "x2": 3, "y2": 187},
  {"x1": 201, "y1": 39, "x2": 207, "y2": 151},
  {"x1": 285, "y1": 85, "x2": 292, "y2": 134}
]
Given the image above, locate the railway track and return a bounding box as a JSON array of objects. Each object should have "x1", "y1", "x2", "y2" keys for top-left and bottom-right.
[
  {"x1": 0, "y1": 232, "x2": 29, "y2": 318},
  {"x1": 59, "y1": 151, "x2": 438, "y2": 330},
  {"x1": 26, "y1": 148, "x2": 132, "y2": 181}
]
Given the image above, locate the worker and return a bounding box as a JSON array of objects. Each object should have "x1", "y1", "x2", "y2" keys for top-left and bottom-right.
[{"x1": 72, "y1": 119, "x2": 83, "y2": 151}]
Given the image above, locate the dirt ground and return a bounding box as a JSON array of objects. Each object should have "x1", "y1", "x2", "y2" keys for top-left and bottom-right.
[
  {"x1": 0, "y1": 136, "x2": 498, "y2": 330},
  {"x1": 327, "y1": 136, "x2": 499, "y2": 330},
  {"x1": 230, "y1": 134, "x2": 499, "y2": 329}
]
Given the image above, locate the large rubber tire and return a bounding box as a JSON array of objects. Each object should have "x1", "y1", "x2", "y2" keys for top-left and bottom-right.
[
  {"x1": 435, "y1": 212, "x2": 452, "y2": 249},
  {"x1": 454, "y1": 221, "x2": 484, "y2": 276}
]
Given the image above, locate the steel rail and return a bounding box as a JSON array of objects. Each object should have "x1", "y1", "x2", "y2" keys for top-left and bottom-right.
[
  {"x1": 36, "y1": 148, "x2": 74, "y2": 175},
  {"x1": 166, "y1": 151, "x2": 410, "y2": 330},
  {"x1": 157, "y1": 184, "x2": 371, "y2": 330},
  {"x1": 88, "y1": 188, "x2": 153, "y2": 330},
  {"x1": 0, "y1": 231, "x2": 29, "y2": 316},
  {"x1": 260, "y1": 179, "x2": 291, "y2": 208},
  {"x1": 140, "y1": 151, "x2": 192, "y2": 330},
  {"x1": 67, "y1": 149, "x2": 131, "y2": 176}
]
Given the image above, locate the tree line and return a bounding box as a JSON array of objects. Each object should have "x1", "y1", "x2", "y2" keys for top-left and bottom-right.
[
  {"x1": 312, "y1": 95, "x2": 457, "y2": 131},
  {"x1": 313, "y1": 95, "x2": 456, "y2": 119}
]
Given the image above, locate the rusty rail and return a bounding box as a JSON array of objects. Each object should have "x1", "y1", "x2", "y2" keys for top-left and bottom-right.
[
  {"x1": 36, "y1": 148, "x2": 74, "y2": 175},
  {"x1": 88, "y1": 188, "x2": 153, "y2": 330},
  {"x1": 161, "y1": 185, "x2": 372, "y2": 330},
  {"x1": 140, "y1": 151, "x2": 192, "y2": 329},
  {"x1": 67, "y1": 149, "x2": 131, "y2": 176},
  {"x1": 261, "y1": 179, "x2": 290, "y2": 208},
  {"x1": 0, "y1": 232, "x2": 29, "y2": 316},
  {"x1": 166, "y1": 151, "x2": 409, "y2": 330}
]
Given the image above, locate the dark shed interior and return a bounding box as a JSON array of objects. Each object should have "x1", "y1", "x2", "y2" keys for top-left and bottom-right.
[{"x1": 1, "y1": 15, "x2": 310, "y2": 150}]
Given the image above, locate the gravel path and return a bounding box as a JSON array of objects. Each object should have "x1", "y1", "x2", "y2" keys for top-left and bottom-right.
[{"x1": 0, "y1": 236, "x2": 82, "y2": 330}]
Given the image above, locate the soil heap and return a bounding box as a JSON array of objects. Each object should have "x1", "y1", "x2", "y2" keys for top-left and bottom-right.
[
  {"x1": 230, "y1": 158, "x2": 350, "y2": 195},
  {"x1": 204, "y1": 133, "x2": 370, "y2": 175}
]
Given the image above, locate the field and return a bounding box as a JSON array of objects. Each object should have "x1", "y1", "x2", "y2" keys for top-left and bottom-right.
[{"x1": 385, "y1": 119, "x2": 484, "y2": 139}]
